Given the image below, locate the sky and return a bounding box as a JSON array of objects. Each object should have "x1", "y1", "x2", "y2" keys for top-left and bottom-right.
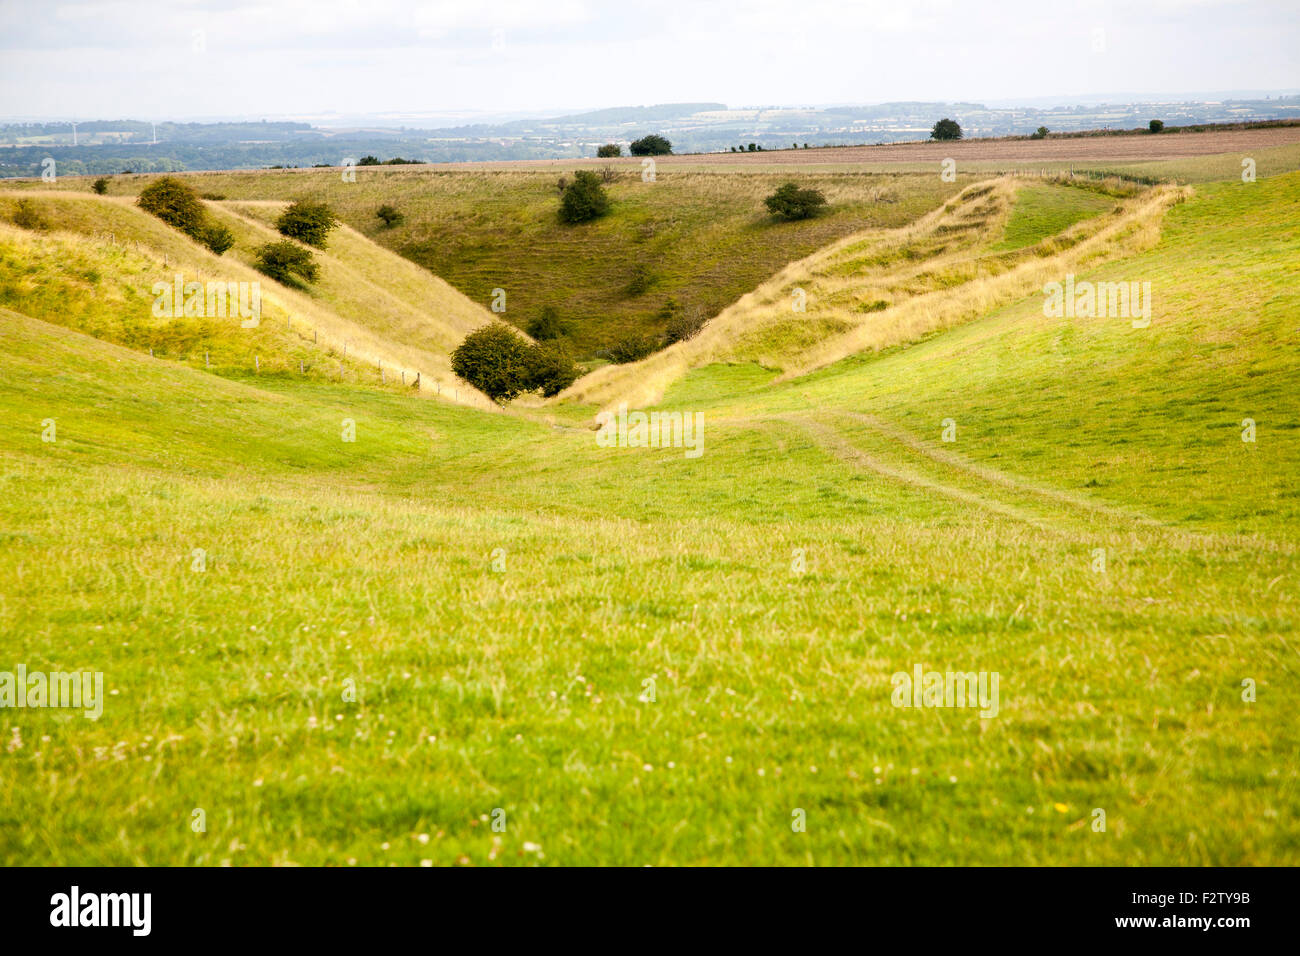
[{"x1": 1, "y1": 0, "x2": 1297, "y2": 121}]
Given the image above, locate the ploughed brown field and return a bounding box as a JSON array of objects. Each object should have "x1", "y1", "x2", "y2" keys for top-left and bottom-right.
[{"x1": 418, "y1": 124, "x2": 1300, "y2": 170}]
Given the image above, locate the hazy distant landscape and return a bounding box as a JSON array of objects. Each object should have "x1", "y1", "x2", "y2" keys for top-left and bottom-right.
[{"x1": 3, "y1": 95, "x2": 1298, "y2": 176}]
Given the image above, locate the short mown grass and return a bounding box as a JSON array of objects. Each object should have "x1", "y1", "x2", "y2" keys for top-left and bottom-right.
[{"x1": 989, "y1": 182, "x2": 1115, "y2": 252}]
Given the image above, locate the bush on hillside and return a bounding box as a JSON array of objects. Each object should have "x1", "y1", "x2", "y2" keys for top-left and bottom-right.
[
  {"x1": 527, "y1": 306, "x2": 565, "y2": 340},
  {"x1": 201, "y1": 223, "x2": 235, "y2": 255},
  {"x1": 253, "y1": 240, "x2": 319, "y2": 287},
  {"x1": 376, "y1": 204, "x2": 404, "y2": 227},
  {"x1": 1031, "y1": 126, "x2": 1050, "y2": 139},
  {"x1": 276, "y1": 199, "x2": 338, "y2": 248},
  {"x1": 931, "y1": 118, "x2": 963, "y2": 141},
  {"x1": 524, "y1": 341, "x2": 581, "y2": 397},
  {"x1": 1148, "y1": 119, "x2": 1164, "y2": 133},
  {"x1": 629, "y1": 135, "x2": 672, "y2": 156},
  {"x1": 763, "y1": 182, "x2": 827, "y2": 221},
  {"x1": 137, "y1": 176, "x2": 208, "y2": 238},
  {"x1": 597, "y1": 144, "x2": 622, "y2": 158},
  {"x1": 559, "y1": 170, "x2": 610, "y2": 223},
  {"x1": 606, "y1": 332, "x2": 658, "y2": 364},
  {"x1": 92, "y1": 177, "x2": 110, "y2": 195},
  {"x1": 451, "y1": 322, "x2": 534, "y2": 403},
  {"x1": 137, "y1": 176, "x2": 236, "y2": 256}
]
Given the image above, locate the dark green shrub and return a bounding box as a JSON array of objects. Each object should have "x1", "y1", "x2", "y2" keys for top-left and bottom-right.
[
  {"x1": 597, "y1": 144, "x2": 622, "y2": 158},
  {"x1": 525, "y1": 341, "x2": 581, "y2": 397},
  {"x1": 254, "y1": 240, "x2": 319, "y2": 287},
  {"x1": 1031, "y1": 126, "x2": 1049, "y2": 139},
  {"x1": 357, "y1": 155, "x2": 381, "y2": 166},
  {"x1": 559, "y1": 170, "x2": 610, "y2": 223},
  {"x1": 1148, "y1": 119, "x2": 1164, "y2": 134},
  {"x1": 931, "y1": 118, "x2": 963, "y2": 141},
  {"x1": 201, "y1": 223, "x2": 235, "y2": 255},
  {"x1": 606, "y1": 332, "x2": 657, "y2": 364},
  {"x1": 764, "y1": 182, "x2": 828, "y2": 220},
  {"x1": 629, "y1": 135, "x2": 672, "y2": 156},
  {"x1": 136, "y1": 176, "x2": 235, "y2": 255},
  {"x1": 526, "y1": 306, "x2": 565, "y2": 340},
  {"x1": 92, "y1": 177, "x2": 109, "y2": 195},
  {"x1": 451, "y1": 322, "x2": 534, "y2": 403},
  {"x1": 376, "y1": 204, "x2": 404, "y2": 227},
  {"x1": 137, "y1": 176, "x2": 207, "y2": 237},
  {"x1": 276, "y1": 200, "x2": 338, "y2": 248}
]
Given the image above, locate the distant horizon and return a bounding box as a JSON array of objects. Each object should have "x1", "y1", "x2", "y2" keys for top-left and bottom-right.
[{"x1": 5, "y1": 89, "x2": 1300, "y2": 127}]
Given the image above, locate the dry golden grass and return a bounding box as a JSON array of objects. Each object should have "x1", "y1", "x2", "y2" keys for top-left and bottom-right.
[{"x1": 0, "y1": 190, "x2": 500, "y2": 409}]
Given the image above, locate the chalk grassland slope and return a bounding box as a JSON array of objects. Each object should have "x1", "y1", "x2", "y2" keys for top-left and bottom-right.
[
  {"x1": 567, "y1": 176, "x2": 1185, "y2": 409},
  {"x1": 80, "y1": 168, "x2": 968, "y2": 358},
  {"x1": 0, "y1": 190, "x2": 498, "y2": 408},
  {"x1": 662, "y1": 170, "x2": 1300, "y2": 540},
  {"x1": 213, "y1": 200, "x2": 490, "y2": 354},
  {"x1": 0, "y1": 160, "x2": 1296, "y2": 863}
]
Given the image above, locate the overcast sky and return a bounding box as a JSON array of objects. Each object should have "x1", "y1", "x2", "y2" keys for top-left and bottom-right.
[{"x1": 2, "y1": 0, "x2": 1297, "y2": 121}]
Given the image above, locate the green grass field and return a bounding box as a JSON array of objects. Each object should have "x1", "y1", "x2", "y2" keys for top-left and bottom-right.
[{"x1": 0, "y1": 159, "x2": 1295, "y2": 866}]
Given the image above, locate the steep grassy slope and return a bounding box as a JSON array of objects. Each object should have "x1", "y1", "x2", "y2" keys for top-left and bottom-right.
[
  {"x1": 567, "y1": 176, "x2": 1182, "y2": 409},
  {"x1": 0, "y1": 170, "x2": 1295, "y2": 866},
  {"x1": 0, "y1": 190, "x2": 498, "y2": 408},
  {"x1": 79, "y1": 167, "x2": 967, "y2": 358}
]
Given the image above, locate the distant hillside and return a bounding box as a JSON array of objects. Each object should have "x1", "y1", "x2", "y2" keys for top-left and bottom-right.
[{"x1": 5, "y1": 96, "x2": 1297, "y2": 176}]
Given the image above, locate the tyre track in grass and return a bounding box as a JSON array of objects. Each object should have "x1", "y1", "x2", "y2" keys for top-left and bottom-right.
[{"x1": 781, "y1": 413, "x2": 1262, "y2": 554}]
